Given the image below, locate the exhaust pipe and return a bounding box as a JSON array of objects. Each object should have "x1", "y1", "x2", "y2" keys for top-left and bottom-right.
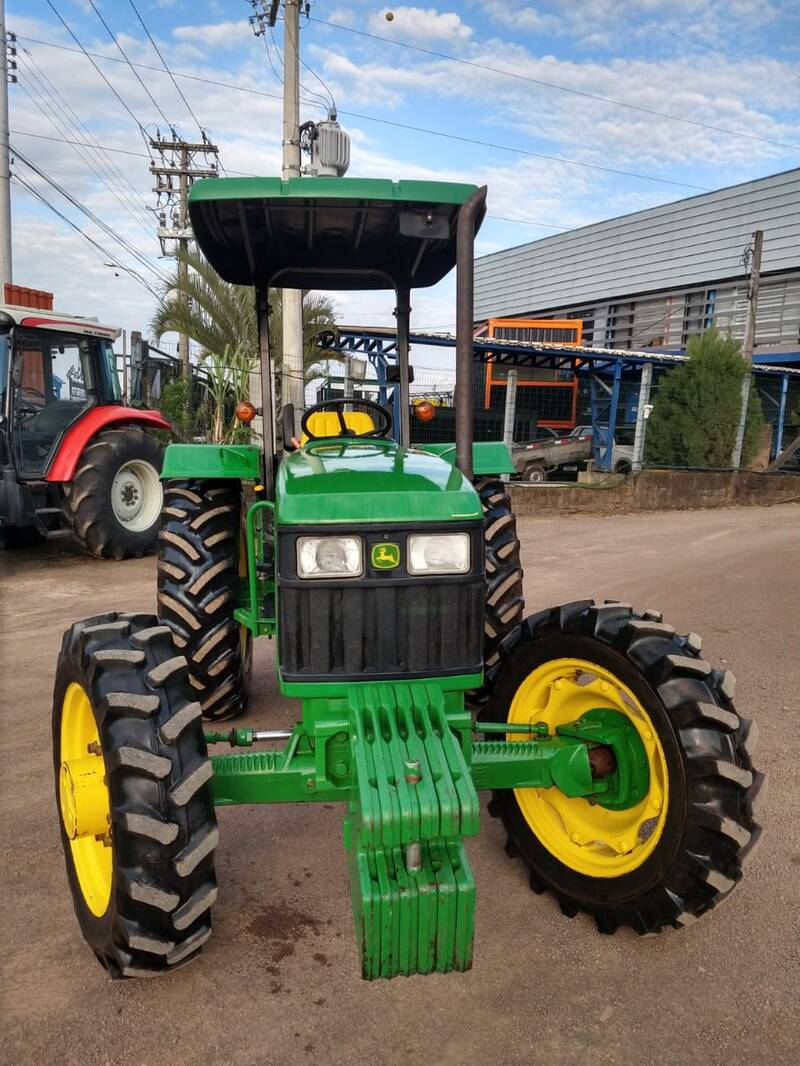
[{"x1": 454, "y1": 185, "x2": 487, "y2": 481}]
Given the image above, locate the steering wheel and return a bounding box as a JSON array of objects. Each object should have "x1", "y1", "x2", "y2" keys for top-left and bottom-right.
[
  {"x1": 15, "y1": 386, "x2": 47, "y2": 419},
  {"x1": 300, "y1": 398, "x2": 392, "y2": 441}
]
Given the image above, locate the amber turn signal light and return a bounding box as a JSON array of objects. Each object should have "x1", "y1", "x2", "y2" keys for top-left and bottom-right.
[
  {"x1": 413, "y1": 400, "x2": 435, "y2": 423},
  {"x1": 235, "y1": 401, "x2": 257, "y2": 423}
]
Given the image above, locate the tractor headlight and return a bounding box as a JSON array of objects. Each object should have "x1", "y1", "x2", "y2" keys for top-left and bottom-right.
[
  {"x1": 297, "y1": 536, "x2": 363, "y2": 579},
  {"x1": 407, "y1": 533, "x2": 470, "y2": 575}
]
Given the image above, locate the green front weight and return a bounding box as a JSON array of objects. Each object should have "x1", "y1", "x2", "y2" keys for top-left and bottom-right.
[{"x1": 205, "y1": 697, "x2": 649, "y2": 980}]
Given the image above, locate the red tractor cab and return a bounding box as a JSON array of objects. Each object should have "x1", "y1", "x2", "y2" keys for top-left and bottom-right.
[{"x1": 0, "y1": 298, "x2": 170, "y2": 557}]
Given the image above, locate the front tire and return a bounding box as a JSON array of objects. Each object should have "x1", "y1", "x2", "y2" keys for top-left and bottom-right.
[
  {"x1": 157, "y1": 480, "x2": 251, "y2": 721},
  {"x1": 485, "y1": 600, "x2": 763, "y2": 934},
  {"x1": 53, "y1": 613, "x2": 218, "y2": 977},
  {"x1": 62, "y1": 426, "x2": 164, "y2": 559},
  {"x1": 469, "y1": 478, "x2": 524, "y2": 706}
]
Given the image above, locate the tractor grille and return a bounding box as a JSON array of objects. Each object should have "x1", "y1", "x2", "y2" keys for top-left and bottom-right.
[{"x1": 279, "y1": 581, "x2": 484, "y2": 682}]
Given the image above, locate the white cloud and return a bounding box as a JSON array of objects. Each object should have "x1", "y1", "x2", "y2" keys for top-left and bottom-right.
[
  {"x1": 368, "y1": 7, "x2": 473, "y2": 45},
  {"x1": 173, "y1": 21, "x2": 251, "y2": 49},
  {"x1": 4, "y1": 2, "x2": 799, "y2": 350},
  {"x1": 477, "y1": 2, "x2": 559, "y2": 35}
]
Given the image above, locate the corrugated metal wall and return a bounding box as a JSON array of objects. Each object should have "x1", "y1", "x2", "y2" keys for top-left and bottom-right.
[
  {"x1": 528, "y1": 271, "x2": 800, "y2": 349},
  {"x1": 475, "y1": 169, "x2": 800, "y2": 343}
]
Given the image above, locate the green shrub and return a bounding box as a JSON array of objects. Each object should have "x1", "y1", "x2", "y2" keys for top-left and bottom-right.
[
  {"x1": 157, "y1": 377, "x2": 193, "y2": 442},
  {"x1": 645, "y1": 330, "x2": 764, "y2": 468}
]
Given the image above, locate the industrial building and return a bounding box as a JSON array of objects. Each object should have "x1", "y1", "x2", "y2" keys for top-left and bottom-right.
[{"x1": 474, "y1": 168, "x2": 800, "y2": 357}]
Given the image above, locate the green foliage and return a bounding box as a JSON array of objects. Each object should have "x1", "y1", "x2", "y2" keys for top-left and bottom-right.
[
  {"x1": 157, "y1": 377, "x2": 211, "y2": 443},
  {"x1": 201, "y1": 343, "x2": 258, "y2": 443},
  {"x1": 645, "y1": 330, "x2": 764, "y2": 468},
  {"x1": 158, "y1": 377, "x2": 192, "y2": 441}
]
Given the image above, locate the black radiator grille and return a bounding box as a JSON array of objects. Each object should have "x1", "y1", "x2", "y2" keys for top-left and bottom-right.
[{"x1": 279, "y1": 580, "x2": 484, "y2": 681}]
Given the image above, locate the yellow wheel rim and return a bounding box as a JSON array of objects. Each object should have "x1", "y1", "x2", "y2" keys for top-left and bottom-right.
[
  {"x1": 508, "y1": 657, "x2": 668, "y2": 878},
  {"x1": 59, "y1": 683, "x2": 113, "y2": 916}
]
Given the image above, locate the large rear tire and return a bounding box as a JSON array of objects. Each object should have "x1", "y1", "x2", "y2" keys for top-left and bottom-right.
[
  {"x1": 470, "y1": 478, "x2": 524, "y2": 705},
  {"x1": 53, "y1": 612, "x2": 217, "y2": 977},
  {"x1": 61, "y1": 426, "x2": 164, "y2": 559},
  {"x1": 485, "y1": 600, "x2": 763, "y2": 934},
  {"x1": 157, "y1": 480, "x2": 251, "y2": 722}
]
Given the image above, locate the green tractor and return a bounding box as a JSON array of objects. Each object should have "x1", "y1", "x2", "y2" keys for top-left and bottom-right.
[{"x1": 53, "y1": 178, "x2": 763, "y2": 980}]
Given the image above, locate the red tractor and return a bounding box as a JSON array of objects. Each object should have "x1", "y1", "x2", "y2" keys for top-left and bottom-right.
[{"x1": 0, "y1": 290, "x2": 170, "y2": 557}]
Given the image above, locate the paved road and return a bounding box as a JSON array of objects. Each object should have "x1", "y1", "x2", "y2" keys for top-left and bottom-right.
[{"x1": 2, "y1": 505, "x2": 798, "y2": 1066}]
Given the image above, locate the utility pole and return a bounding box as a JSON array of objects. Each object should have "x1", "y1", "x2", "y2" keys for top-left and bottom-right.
[
  {"x1": 501, "y1": 369, "x2": 518, "y2": 483},
  {"x1": 0, "y1": 1, "x2": 15, "y2": 292},
  {"x1": 249, "y1": 0, "x2": 305, "y2": 429},
  {"x1": 150, "y1": 133, "x2": 219, "y2": 377},
  {"x1": 731, "y1": 229, "x2": 763, "y2": 470},
  {"x1": 177, "y1": 143, "x2": 189, "y2": 374},
  {"x1": 280, "y1": 0, "x2": 304, "y2": 429}
]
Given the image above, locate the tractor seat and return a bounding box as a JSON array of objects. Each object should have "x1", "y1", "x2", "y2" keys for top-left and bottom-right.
[{"x1": 300, "y1": 409, "x2": 376, "y2": 444}]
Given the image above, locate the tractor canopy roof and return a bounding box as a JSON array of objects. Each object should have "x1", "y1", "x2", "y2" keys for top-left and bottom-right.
[{"x1": 188, "y1": 176, "x2": 484, "y2": 291}]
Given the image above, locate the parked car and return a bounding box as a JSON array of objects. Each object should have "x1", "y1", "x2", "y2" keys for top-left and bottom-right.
[{"x1": 570, "y1": 425, "x2": 635, "y2": 474}]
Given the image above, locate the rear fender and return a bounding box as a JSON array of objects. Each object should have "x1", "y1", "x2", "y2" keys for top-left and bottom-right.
[{"x1": 45, "y1": 406, "x2": 172, "y2": 482}]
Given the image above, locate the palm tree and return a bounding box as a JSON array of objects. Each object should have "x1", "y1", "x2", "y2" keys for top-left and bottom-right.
[{"x1": 151, "y1": 247, "x2": 337, "y2": 416}]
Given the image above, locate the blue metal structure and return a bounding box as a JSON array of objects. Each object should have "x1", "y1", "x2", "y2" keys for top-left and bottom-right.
[{"x1": 317, "y1": 327, "x2": 800, "y2": 466}]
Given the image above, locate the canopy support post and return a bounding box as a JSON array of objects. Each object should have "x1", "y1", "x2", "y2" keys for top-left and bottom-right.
[
  {"x1": 455, "y1": 185, "x2": 487, "y2": 480},
  {"x1": 395, "y1": 284, "x2": 411, "y2": 448},
  {"x1": 256, "y1": 287, "x2": 276, "y2": 499}
]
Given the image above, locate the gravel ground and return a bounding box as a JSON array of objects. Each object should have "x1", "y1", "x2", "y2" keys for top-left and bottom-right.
[{"x1": 1, "y1": 504, "x2": 798, "y2": 1066}]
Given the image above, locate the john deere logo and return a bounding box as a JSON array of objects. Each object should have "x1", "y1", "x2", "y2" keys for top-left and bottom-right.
[{"x1": 372, "y1": 542, "x2": 400, "y2": 569}]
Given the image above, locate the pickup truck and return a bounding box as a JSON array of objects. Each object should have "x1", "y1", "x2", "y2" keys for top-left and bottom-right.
[
  {"x1": 512, "y1": 426, "x2": 634, "y2": 482},
  {"x1": 512, "y1": 428, "x2": 593, "y2": 482}
]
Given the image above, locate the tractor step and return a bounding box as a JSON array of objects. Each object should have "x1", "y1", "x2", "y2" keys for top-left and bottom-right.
[{"x1": 343, "y1": 681, "x2": 478, "y2": 979}]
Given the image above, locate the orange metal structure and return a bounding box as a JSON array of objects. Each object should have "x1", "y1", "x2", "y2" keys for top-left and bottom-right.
[{"x1": 482, "y1": 318, "x2": 583, "y2": 429}]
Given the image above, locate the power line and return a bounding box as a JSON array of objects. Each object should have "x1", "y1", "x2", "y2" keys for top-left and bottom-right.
[
  {"x1": 266, "y1": 21, "x2": 335, "y2": 110},
  {"x1": 248, "y1": 4, "x2": 331, "y2": 110},
  {"x1": 12, "y1": 146, "x2": 165, "y2": 280},
  {"x1": 13, "y1": 35, "x2": 712, "y2": 193},
  {"x1": 15, "y1": 53, "x2": 155, "y2": 239},
  {"x1": 8, "y1": 129, "x2": 575, "y2": 230},
  {"x1": 307, "y1": 15, "x2": 800, "y2": 152},
  {"x1": 15, "y1": 46, "x2": 152, "y2": 217},
  {"x1": 11, "y1": 173, "x2": 160, "y2": 297},
  {"x1": 87, "y1": 0, "x2": 174, "y2": 131},
  {"x1": 15, "y1": 75, "x2": 155, "y2": 243},
  {"x1": 127, "y1": 0, "x2": 204, "y2": 136},
  {"x1": 44, "y1": 1, "x2": 146, "y2": 133},
  {"x1": 341, "y1": 110, "x2": 710, "y2": 190},
  {"x1": 271, "y1": 24, "x2": 331, "y2": 109}
]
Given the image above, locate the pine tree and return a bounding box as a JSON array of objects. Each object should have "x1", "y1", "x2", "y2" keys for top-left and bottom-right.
[{"x1": 645, "y1": 330, "x2": 764, "y2": 468}]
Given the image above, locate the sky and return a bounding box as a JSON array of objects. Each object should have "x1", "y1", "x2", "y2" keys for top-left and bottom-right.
[{"x1": 6, "y1": 0, "x2": 800, "y2": 368}]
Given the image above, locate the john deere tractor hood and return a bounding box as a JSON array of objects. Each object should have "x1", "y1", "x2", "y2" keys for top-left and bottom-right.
[{"x1": 275, "y1": 440, "x2": 482, "y2": 525}]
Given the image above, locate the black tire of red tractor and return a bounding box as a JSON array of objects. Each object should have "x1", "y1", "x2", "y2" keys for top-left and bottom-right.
[
  {"x1": 61, "y1": 426, "x2": 164, "y2": 559},
  {"x1": 157, "y1": 480, "x2": 251, "y2": 722},
  {"x1": 469, "y1": 478, "x2": 524, "y2": 705},
  {"x1": 53, "y1": 612, "x2": 218, "y2": 978},
  {"x1": 485, "y1": 600, "x2": 764, "y2": 935}
]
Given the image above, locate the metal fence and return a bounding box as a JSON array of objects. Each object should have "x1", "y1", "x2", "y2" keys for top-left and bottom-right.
[{"x1": 632, "y1": 368, "x2": 799, "y2": 473}]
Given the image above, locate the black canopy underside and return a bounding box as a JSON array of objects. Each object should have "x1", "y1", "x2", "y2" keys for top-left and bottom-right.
[{"x1": 188, "y1": 177, "x2": 485, "y2": 291}]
